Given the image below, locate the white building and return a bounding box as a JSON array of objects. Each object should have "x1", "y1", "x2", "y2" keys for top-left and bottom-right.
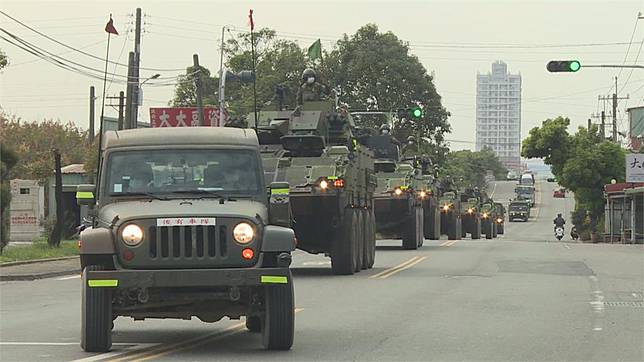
[
  {"x1": 9, "y1": 179, "x2": 44, "y2": 242},
  {"x1": 476, "y1": 61, "x2": 522, "y2": 171}
]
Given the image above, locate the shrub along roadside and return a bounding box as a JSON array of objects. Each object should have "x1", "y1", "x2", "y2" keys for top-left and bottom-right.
[{"x1": 0, "y1": 239, "x2": 78, "y2": 264}]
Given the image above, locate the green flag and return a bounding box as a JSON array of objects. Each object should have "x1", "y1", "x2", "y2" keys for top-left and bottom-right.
[{"x1": 308, "y1": 39, "x2": 322, "y2": 60}]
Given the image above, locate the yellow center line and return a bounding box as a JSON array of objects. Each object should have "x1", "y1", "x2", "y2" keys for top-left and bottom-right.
[
  {"x1": 108, "y1": 309, "x2": 304, "y2": 362},
  {"x1": 378, "y1": 256, "x2": 427, "y2": 279},
  {"x1": 369, "y1": 256, "x2": 421, "y2": 279}
]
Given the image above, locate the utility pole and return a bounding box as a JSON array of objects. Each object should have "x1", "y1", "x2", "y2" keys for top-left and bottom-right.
[
  {"x1": 118, "y1": 91, "x2": 125, "y2": 130},
  {"x1": 591, "y1": 111, "x2": 605, "y2": 139},
  {"x1": 124, "y1": 51, "x2": 135, "y2": 129},
  {"x1": 598, "y1": 77, "x2": 629, "y2": 143},
  {"x1": 89, "y1": 86, "x2": 95, "y2": 143},
  {"x1": 218, "y1": 25, "x2": 229, "y2": 127},
  {"x1": 193, "y1": 53, "x2": 205, "y2": 126},
  {"x1": 587, "y1": 118, "x2": 592, "y2": 131},
  {"x1": 131, "y1": 8, "x2": 142, "y2": 128}
]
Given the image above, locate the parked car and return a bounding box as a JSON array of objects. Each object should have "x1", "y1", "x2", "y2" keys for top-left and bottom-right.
[{"x1": 553, "y1": 188, "x2": 565, "y2": 198}]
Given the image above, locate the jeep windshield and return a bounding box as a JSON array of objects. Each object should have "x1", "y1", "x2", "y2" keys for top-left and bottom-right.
[
  {"x1": 104, "y1": 149, "x2": 262, "y2": 198},
  {"x1": 510, "y1": 205, "x2": 528, "y2": 212}
]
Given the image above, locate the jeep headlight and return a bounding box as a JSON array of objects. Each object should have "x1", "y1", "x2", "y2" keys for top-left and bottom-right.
[
  {"x1": 233, "y1": 222, "x2": 255, "y2": 244},
  {"x1": 122, "y1": 224, "x2": 143, "y2": 246}
]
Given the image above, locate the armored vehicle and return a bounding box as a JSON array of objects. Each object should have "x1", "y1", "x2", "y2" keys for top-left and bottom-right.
[
  {"x1": 480, "y1": 199, "x2": 499, "y2": 239},
  {"x1": 508, "y1": 199, "x2": 530, "y2": 222},
  {"x1": 439, "y1": 190, "x2": 462, "y2": 240},
  {"x1": 494, "y1": 202, "x2": 505, "y2": 234},
  {"x1": 259, "y1": 100, "x2": 377, "y2": 275},
  {"x1": 459, "y1": 188, "x2": 482, "y2": 239},
  {"x1": 76, "y1": 128, "x2": 296, "y2": 352}
]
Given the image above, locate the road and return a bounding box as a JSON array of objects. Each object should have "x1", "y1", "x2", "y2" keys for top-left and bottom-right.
[{"x1": 1, "y1": 181, "x2": 643, "y2": 361}]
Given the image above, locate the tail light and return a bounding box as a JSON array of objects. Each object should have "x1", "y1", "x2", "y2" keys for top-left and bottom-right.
[{"x1": 333, "y1": 178, "x2": 345, "y2": 188}]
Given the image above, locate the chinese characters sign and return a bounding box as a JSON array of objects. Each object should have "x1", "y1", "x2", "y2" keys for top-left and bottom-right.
[
  {"x1": 156, "y1": 217, "x2": 217, "y2": 226},
  {"x1": 149, "y1": 107, "x2": 228, "y2": 127},
  {"x1": 626, "y1": 154, "x2": 644, "y2": 182}
]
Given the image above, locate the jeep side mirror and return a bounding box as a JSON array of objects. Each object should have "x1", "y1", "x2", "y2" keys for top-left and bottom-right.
[
  {"x1": 76, "y1": 184, "x2": 96, "y2": 206},
  {"x1": 268, "y1": 182, "x2": 291, "y2": 227}
]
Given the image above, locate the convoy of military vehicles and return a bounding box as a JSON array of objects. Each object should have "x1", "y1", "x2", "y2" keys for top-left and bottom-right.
[{"x1": 75, "y1": 69, "x2": 534, "y2": 353}]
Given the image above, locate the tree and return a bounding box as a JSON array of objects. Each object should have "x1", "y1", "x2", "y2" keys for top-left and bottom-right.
[
  {"x1": 0, "y1": 114, "x2": 90, "y2": 183},
  {"x1": 522, "y1": 117, "x2": 625, "y2": 232},
  {"x1": 321, "y1": 24, "x2": 451, "y2": 165},
  {"x1": 171, "y1": 65, "x2": 218, "y2": 107},
  {"x1": 440, "y1": 149, "x2": 508, "y2": 190},
  {"x1": 1, "y1": 144, "x2": 18, "y2": 253}
]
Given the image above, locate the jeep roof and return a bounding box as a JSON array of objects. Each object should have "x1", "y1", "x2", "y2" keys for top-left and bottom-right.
[{"x1": 103, "y1": 127, "x2": 259, "y2": 149}]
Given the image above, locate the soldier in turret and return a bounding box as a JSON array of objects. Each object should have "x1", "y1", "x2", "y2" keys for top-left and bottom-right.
[
  {"x1": 401, "y1": 136, "x2": 419, "y2": 158},
  {"x1": 296, "y1": 68, "x2": 331, "y2": 105}
]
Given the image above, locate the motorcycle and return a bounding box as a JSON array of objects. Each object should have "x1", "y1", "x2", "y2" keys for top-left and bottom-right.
[{"x1": 555, "y1": 226, "x2": 564, "y2": 241}]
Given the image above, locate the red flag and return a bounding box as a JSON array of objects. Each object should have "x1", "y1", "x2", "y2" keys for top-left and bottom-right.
[
  {"x1": 248, "y1": 9, "x2": 254, "y2": 31},
  {"x1": 105, "y1": 16, "x2": 118, "y2": 35}
]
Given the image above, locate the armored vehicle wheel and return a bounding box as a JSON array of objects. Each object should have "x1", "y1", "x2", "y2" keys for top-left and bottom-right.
[
  {"x1": 497, "y1": 224, "x2": 504, "y2": 235},
  {"x1": 447, "y1": 212, "x2": 460, "y2": 240},
  {"x1": 365, "y1": 209, "x2": 376, "y2": 269},
  {"x1": 484, "y1": 220, "x2": 493, "y2": 239},
  {"x1": 471, "y1": 218, "x2": 482, "y2": 239},
  {"x1": 246, "y1": 316, "x2": 261, "y2": 333},
  {"x1": 424, "y1": 206, "x2": 440, "y2": 240},
  {"x1": 361, "y1": 209, "x2": 373, "y2": 270},
  {"x1": 492, "y1": 222, "x2": 498, "y2": 238},
  {"x1": 402, "y1": 207, "x2": 422, "y2": 250},
  {"x1": 81, "y1": 265, "x2": 112, "y2": 353},
  {"x1": 262, "y1": 276, "x2": 295, "y2": 350},
  {"x1": 354, "y1": 210, "x2": 364, "y2": 273},
  {"x1": 418, "y1": 208, "x2": 424, "y2": 247},
  {"x1": 331, "y1": 208, "x2": 357, "y2": 275}
]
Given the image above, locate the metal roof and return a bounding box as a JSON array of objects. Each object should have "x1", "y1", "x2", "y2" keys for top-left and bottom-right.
[
  {"x1": 60, "y1": 164, "x2": 86, "y2": 174},
  {"x1": 103, "y1": 127, "x2": 259, "y2": 149}
]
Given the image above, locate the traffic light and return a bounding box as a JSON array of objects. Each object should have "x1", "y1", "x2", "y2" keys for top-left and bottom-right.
[
  {"x1": 411, "y1": 107, "x2": 424, "y2": 119},
  {"x1": 546, "y1": 60, "x2": 581, "y2": 72}
]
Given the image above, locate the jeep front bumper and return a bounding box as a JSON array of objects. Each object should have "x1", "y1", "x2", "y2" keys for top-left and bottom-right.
[{"x1": 85, "y1": 267, "x2": 291, "y2": 288}]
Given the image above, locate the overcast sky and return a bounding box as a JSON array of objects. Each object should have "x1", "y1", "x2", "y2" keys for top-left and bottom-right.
[{"x1": 1, "y1": 0, "x2": 643, "y2": 150}]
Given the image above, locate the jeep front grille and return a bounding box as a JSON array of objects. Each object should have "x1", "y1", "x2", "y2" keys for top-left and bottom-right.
[{"x1": 148, "y1": 225, "x2": 228, "y2": 259}]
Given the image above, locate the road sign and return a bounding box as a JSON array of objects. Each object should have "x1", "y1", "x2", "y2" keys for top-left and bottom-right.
[
  {"x1": 626, "y1": 154, "x2": 644, "y2": 182},
  {"x1": 149, "y1": 107, "x2": 229, "y2": 127}
]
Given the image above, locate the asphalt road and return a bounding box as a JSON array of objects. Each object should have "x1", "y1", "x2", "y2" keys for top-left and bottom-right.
[{"x1": 1, "y1": 181, "x2": 643, "y2": 361}]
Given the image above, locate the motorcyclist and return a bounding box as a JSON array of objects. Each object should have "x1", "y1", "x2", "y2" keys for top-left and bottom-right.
[
  {"x1": 570, "y1": 225, "x2": 579, "y2": 240},
  {"x1": 553, "y1": 213, "x2": 566, "y2": 231}
]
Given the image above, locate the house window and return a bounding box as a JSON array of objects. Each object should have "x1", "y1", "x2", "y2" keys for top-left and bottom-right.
[{"x1": 20, "y1": 188, "x2": 30, "y2": 195}]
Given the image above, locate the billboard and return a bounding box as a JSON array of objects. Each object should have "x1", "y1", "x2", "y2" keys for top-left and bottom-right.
[
  {"x1": 626, "y1": 153, "x2": 644, "y2": 183},
  {"x1": 149, "y1": 107, "x2": 229, "y2": 127}
]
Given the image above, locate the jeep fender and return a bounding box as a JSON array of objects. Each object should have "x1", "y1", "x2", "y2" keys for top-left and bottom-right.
[
  {"x1": 80, "y1": 227, "x2": 116, "y2": 255},
  {"x1": 261, "y1": 225, "x2": 296, "y2": 252}
]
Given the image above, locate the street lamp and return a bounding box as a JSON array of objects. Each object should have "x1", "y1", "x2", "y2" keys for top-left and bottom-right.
[{"x1": 141, "y1": 73, "x2": 161, "y2": 86}]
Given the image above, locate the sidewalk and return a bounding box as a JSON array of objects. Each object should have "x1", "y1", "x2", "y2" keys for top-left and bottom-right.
[{"x1": 0, "y1": 257, "x2": 80, "y2": 281}]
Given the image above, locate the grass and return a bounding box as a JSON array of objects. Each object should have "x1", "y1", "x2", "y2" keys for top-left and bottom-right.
[{"x1": 0, "y1": 239, "x2": 79, "y2": 264}]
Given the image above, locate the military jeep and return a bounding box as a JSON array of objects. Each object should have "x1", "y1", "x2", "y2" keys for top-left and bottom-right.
[{"x1": 76, "y1": 127, "x2": 296, "y2": 352}]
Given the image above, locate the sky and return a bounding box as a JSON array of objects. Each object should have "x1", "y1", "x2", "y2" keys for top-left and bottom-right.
[{"x1": 1, "y1": 0, "x2": 643, "y2": 151}]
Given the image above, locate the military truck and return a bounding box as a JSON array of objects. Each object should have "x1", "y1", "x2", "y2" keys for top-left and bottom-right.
[
  {"x1": 515, "y1": 185, "x2": 535, "y2": 207},
  {"x1": 439, "y1": 190, "x2": 462, "y2": 240},
  {"x1": 459, "y1": 189, "x2": 482, "y2": 239},
  {"x1": 258, "y1": 100, "x2": 377, "y2": 275},
  {"x1": 508, "y1": 199, "x2": 530, "y2": 222},
  {"x1": 494, "y1": 202, "x2": 505, "y2": 234},
  {"x1": 76, "y1": 128, "x2": 296, "y2": 352},
  {"x1": 479, "y1": 199, "x2": 499, "y2": 239}
]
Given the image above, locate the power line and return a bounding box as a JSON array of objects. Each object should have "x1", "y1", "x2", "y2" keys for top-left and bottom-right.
[{"x1": 0, "y1": 10, "x2": 187, "y2": 72}]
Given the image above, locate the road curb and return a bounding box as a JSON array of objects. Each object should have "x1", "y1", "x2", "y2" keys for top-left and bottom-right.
[
  {"x1": 0, "y1": 255, "x2": 79, "y2": 268},
  {"x1": 0, "y1": 269, "x2": 80, "y2": 282}
]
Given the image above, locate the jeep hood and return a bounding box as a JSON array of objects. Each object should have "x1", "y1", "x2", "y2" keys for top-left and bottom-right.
[{"x1": 98, "y1": 198, "x2": 268, "y2": 225}]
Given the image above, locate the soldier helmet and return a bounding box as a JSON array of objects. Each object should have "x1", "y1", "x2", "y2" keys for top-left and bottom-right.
[
  {"x1": 302, "y1": 68, "x2": 316, "y2": 81},
  {"x1": 406, "y1": 136, "x2": 416, "y2": 143},
  {"x1": 379, "y1": 123, "x2": 391, "y2": 133}
]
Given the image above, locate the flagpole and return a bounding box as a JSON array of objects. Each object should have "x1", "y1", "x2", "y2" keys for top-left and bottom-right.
[
  {"x1": 249, "y1": 10, "x2": 258, "y2": 132},
  {"x1": 94, "y1": 16, "x2": 112, "y2": 190}
]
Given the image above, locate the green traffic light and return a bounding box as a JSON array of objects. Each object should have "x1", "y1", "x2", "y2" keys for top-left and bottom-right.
[
  {"x1": 412, "y1": 107, "x2": 423, "y2": 118},
  {"x1": 569, "y1": 60, "x2": 581, "y2": 72}
]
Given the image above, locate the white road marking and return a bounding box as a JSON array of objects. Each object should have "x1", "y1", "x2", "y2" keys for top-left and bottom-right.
[
  {"x1": 588, "y1": 276, "x2": 605, "y2": 333},
  {"x1": 0, "y1": 342, "x2": 150, "y2": 347},
  {"x1": 563, "y1": 243, "x2": 571, "y2": 249},
  {"x1": 489, "y1": 182, "x2": 497, "y2": 198},
  {"x1": 56, "y1": 275, "x2": 81, "y2": 281}
]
